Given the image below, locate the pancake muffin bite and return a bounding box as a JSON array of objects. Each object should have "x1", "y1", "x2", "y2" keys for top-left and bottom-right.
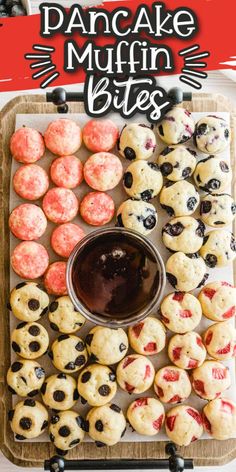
[
  {"x1": 127, "y1": 397, "x2": 165, "y2": 436},
  {"x1": 160, "y1": 181, "x2": 200, "y2": 217},
  {"x1": 198, "y1": 281, "x2": 236, "y2": 322},
  {"x1": 166, "y1": 252, "x2": 208, "y2": 292},
  {"x1": 118, "y1": 123, "x2": 156, "y2": 160},
  {"x1": 192, "y1": 360, "x2": 231, "y2": 400},
  {"x1": 41, "y1": 373, "x2": 78, "y2": 411},
  {"x1": 10, "y1": 127, "x2": 45, "y2": 164},
  {"x1": 13, "y1": 164, "x2": 49, "y2": 201},
  {"x1": 7, "y1": 359, "x2": 45, "y2": 397},
  {"x1": 195, "y1": 115, "x2": 231, "y2": 154},
  {"x1": 49, "y1": 296, "x2": 85, "y2": 334},
  {"x1": 49, "y1": 335, "x2": 88, "y2": 373},
  {"x1": 83, "y1": 119, "x2": 119, "y2": 152},
  {"x1": 83, "y1": 152, "x2": 123, "y2": 191},
  {"x1": 78, "y1": 364, "x2": 117, "y2": 406},
  {"x1": 44, "y1": 262, "x2": 67, "y2": 296},
  {"x1": 86, "y1": 404, "x2": 126, "y2": 446},
  {"x1": 11, "y1": 241, "x2": 49, "y2": 279},
  {"x1": 9, "y1": 399, "x2": 48, "y2": 440},
  {"x1": 11, "y1": 321, "x2": 49, "y2": 359},
  {"x1": 43, "y1": 187, "x2": 78, "y2": 224},
  {"x1": 162, "y1": 217, "x2": 205, "y2": 254},
  {"x1": 157, "y1": 108, "x2": 194, "y2": 145},
  {"x1": 200, "y1": 194, "x2": 236, "y2": 227},
  {"x1": 116, "y1": 199, "x2": 157, "y2": 235},
  {"x1": 49, "y1": 410, "x2": 85, "y2": 454},
  {"x1": 9, "y1": 204, "x2": 47, "y2": 241},
  {"x1": 193, "y1": 156, "x2": 232, "y2": 193},
  {"x1": 123, "y1": 161, "x2": 163, "y2": 201},
  {"x1": 85, "y1": 326, "x2": 128, "y2": 365},
  {"x1": 116, "y1": 354, "x2": 155, "y2": 394},
  {"x1": 80, "y1": 192, "x2": 115, "y2": 226},
  {"x1": 158, "y1": 146, "x2": 197, "y2": 181},
  {"x1": 44, "y1": 119, "x2": 82, "y2": 156},
  {"x1": 168, "y1": 332, "x2": 206, "y2": 369},
  {"x1": 51, "y1": 223, "x2": 85, "y2": 258},
  {"x1": 154, "y1": 366, "x2": 191, "y2": 404},
  {"x1": 200, "y1": 230, "x2": 236, "y2": 268},
  {"x1": 203, "y1": 321, "x2": 236, "y2": 361},
  {"x1": 9, "y1": 282, "x2": 49, "y2": 322},
  {"x1": 50, "y1": 155, "x2": 83, "y2": 189},
  {"x1": 165, "y1": 405, "x2": 203, "y2": 446},
  {"x1": 203, "y1": 398, "x2": 236, "y2": 440},
  {"x1": 160, "y1": 292, "x2": 202, "y2": 334},
  {"x1": 128, "y1": 317, "x2": 166, "y2": 356}
]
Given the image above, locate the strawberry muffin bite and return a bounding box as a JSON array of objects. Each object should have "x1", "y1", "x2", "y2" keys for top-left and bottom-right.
[
  {"x1": 203, "y1": 321, "x2": 236, "y2": 360},
  {"x1": 11, "y1": 241, "x2": 49, "y2": 279},
  {"x1": 51, "y1": 223, "x2": 85, "y2": 258},
  {"x1": 50, "y1": 155, "x2": 83, "y2": 189},
  {"x1": 154, "y1": 366, "x2": 191, "y2": 404},
  {"x1": 116, "y1": 354, "x2": 155, "y2": 394},
  {"x1": 44, "y1": 261, "x2": 67, "y2": 296},
  {"x1": 128, "y1": 317, "x2": 166, "y2": 356},
  {"x1": 9, "y1": 204, "x2": 47, "y2": 241},
  {"x1": 160, "y1": 292, "x2": 202, "y2": 334},
  {"x1": 168, "y1": 332, "x2": 206, "y2": 370},
  {"x1": 83, "y1": 119, "x2": 119, "y2": 152},
  {"x1": 43, "y1": 188, "x2": 78, "y2": 224},
  {"x1": 10, "y1": 127, "x2": 45, "y2": 164},
  {"x1": 13, "y1": 164, "x2": 49, "y2": 201},
  {"x1": 165, "y1": 405, "x2": 203, "y2": 446},
  {"x1": 127, "y1": 398, "x2": 165, "y2": 436},
  {"x1": 44, "y1": 119, "x2": 82, "y2": 156},
  {"x1": 192, "y1": 360, "x2": 231, "y2": 400},
  {"x1": 83, "y1": 152, "x2": 123, "y2": 191},
  {"x1": 80, "y1": 192, "x2": 115, "y2": 226},
  {"x1": 118, "y1": 123, "x2": 156, "y2": 161},
  {"x1": 198, "y1": 281, "x2": 236, "y2": 322},
  {"x1": 202, "y1": 398, "x2": 236, "y2": 440}
]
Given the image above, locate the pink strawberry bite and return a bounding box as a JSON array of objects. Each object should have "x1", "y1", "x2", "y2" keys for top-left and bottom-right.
[
  {"x1": 203, "y1": 398, "x2": 236, "y2": 440},
  {"x1": 83, "y1": 119, "x2": 119, "y2": 152},
  {"x1": 127, "y1": 397, "x2": 165, "y2": 436},
  {"x1": 165, "y1": 405, "x2": 203, "y2": 446},
  {"x1": 198, "y1": 281, "x2": 236, "y2": 322},
  {"x1": 116, "y1": 354, "x2": 155, "y2": 394},
  {"x1": 83, "y1": 152, "x2": 123, "y2": 191},
  {"x1": 10, "y1": 127, "x2": 45, "y2": 164},
  {"x1": 154, "y1": 366, "x2": 191, "y2": 404},
  {"x1": 128, "y1": 317, "x2": 166, "y2": 356},
  {"x1": 192, "y1": 360, "x2": 230, "y2": 401},
  {"x1": 203, "y1": 321, "x2": 236, "y2": 361}
]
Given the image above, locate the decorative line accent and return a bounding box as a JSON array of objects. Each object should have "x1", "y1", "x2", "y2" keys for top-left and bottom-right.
[
  {"x1": 178, "y1": 45, "x2": 200, "y2": 56},
  {"x1": 32, "y1": 65, "x2": 56, "y2": 79},
  {"x1": 33, "y1": 45, "x2": 55, "y2": 52},
  {"x1": 179, "y1": 76, "x2": 202, "y2": 90},
  {"x1": 40, "y1": 72, "x2": 60, "y2": 89},
  {"x1": 178, "y1": 44, "x2": 210, "y2": 90},
  {"x1": 181, "y1": 68, "x2": 208, "y2": 78},
  {"x1": 25, "y1": 44, "x2": 60, "y2": 88},
  {"x1": 30, "y1": 60, "x2": 52, "y2": 69}
]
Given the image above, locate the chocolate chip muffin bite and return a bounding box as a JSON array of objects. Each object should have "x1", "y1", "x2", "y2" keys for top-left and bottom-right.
[
  {"x1": 118, "y1": 123, "x2": 156, "y2": 161},
  {"x1": 160, "y1": 181, "x2": 200, "y2": 217},
  {"x1": 41, "y1": 374, "x2": 78, "y2": 411},
  {"x1": 162, "y1": 217, "x2": 205, "y2": 254},
  {"x1": 157, "y1": 108, "x2": 194, "y2": 145},
  {"x1": 193, "y1": 156, "x2": 232, "y2": 193},
  {"x1": 11, "y1": 322, "x2": 49, "y2": 359},
  {"x1": 9, "y1": 282, "x2": 49, "y2": 322},
  {"x1": 200, "y1": 230, "x2": 236, "y2": 268},
  {"x1": 49, "y1": 335, "x2": 88, "y2": 373},
  {"x1": 123, "y1": 160, "x2": 163, "y2": 201},
  {"x1": 195, "y1": 115, "x2": 231, "y2": 154},
  {"x1": 9, "y1": 399, "x2": 48, "y2": 440},
  {"x1": 49, "y1": 410, "x2": 85, "y2": 455},
  {"x1": 166, "y1": 252, "x2": 208, "y2": 292},
  {"x1": 200, "y1": 194, "x2": 236, "y2": 227},
  {"x1": 158, "y1": 145, "x2": 197, "y2": 181},
  {"x1": 7, "y1": 359, "x2": 45, "y2": 397},
  {"x1": 49, "y1": 296, "x2": 85, "y2": 334},
  {"x1": 77, "y1": 364, "x2": 117, "y2": 406},
  {"x1": 116, "y1": 199, "x2": 158, "y2": 235},
  {"x1": 85, "y1": 403, "x2": 126, "y2": 446},
  {"x1": 85, "y1": 326, "x2": 128, "y2": 365}
]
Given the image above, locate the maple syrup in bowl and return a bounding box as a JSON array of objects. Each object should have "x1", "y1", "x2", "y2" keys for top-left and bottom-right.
[{"x1": 66, "y1": 227, "x2": 166, "y2": 327}]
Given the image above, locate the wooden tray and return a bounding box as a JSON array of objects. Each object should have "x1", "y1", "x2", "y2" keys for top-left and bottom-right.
[{"x1": 0, "y1": 93, "x2": 236, "y2": 468}]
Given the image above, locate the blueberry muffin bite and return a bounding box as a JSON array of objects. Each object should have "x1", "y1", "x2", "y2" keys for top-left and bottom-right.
[
  {"x1": 9, "y1": 399, "x2": 48, "y2": 440},
  {"x1": 154, "y1": 366, "x2": 191, "y2": 404},
  {"x1": 203, "y1": 398, "x2": 236, "y2": 440},
  {"x1": 158, "y1": 146, "x2": 197, "y2": 181},
  {"x1": 7, "y1": 359, "x2": 45, "y2": 397},
  {"x1": 193, "y1": 156, "x2": 232, "y2": 193},
  {"x1": 203, "y1": 321, "x2": 236, "y2": 361},
  {"x1": 49, "y1": 296, "x2": 85, "y2": 334},
  {"x1": 156, "y1": 108, "x2": 194, "y2": 145},
  {"x1": 192, "y1": 360, "x2": 231, "y2": 400},
  {"x1": 49, "y1": 410, "x2": 85, "y2": 454},
  {"x1": 85, "y1": 403, "x2": 126, "y2": 446},
  {"x1": 168, "y1": 332, "x2": 206, "y2": 369},
  {"x1": 85, "y1": 326, "x2": 128, "y2": 365},
  {"x1": 165, "y1": 405, "x2": 203, "y2": 446},
  {"x1": 11, "y1": 322, "x2": 49, "y2": 359},
  {"x1": 200, "y1": 194, "x2": 236, "y2": 227},
  {"x1": 41, "y1": 373, "x2": 78, "y2": 411},
  {"x1": 166, "y1": 252, "x2": 208, "y2": 292},
  {"x1": 160, "y1": 292, "x2": 202, "y2": 334},
  {"x1": 160, "y1": 181, "x2": 200, "y2": 217},
  {"x1": 195, "y1": 115, "x2": 231, "y2": 154},
  {"x1": 49, "y1": 335, "x2": 88, "y2": 373},
  {"x1": 128, "y1": 317, "x2": 166, "y2": 356},
  {"x1": 200, "y1": 230, "x2": 236, "y2": 267},
  {"x1": 116, "y1": 354, "x2": 155, "y2": 394},
  {"x1": 9, "y1": 282, "x2": 49, "y2": 322},
  {"x1": 123, "y1": 161, "x2": 163, "y2": 201},
  {"x1": 77, "y1": 364, "x2": 117, "y2": 406},
  {"x1": 162, "y1": 217, "x2": 205, "y2": 254},
  {"x1": 127, "y1": 397, "x2": 165, "y2": 436},
  {"x1": 116, "y1": 199, "x2": 157, "y2": 235},
  {"x1": 118, "y1": 123, "x2": 156, "y2": 161},
  {"x1": 198, "y1": 281, "x2": 236, "y2": 321}
]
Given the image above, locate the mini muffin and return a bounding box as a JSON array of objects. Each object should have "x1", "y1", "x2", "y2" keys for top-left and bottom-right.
[
  {"x1": 51, "y1": 223, "x2": 85, "y2": 259},
  {"x1": 80, "y1": 192, "x2": 115, "y2": 226},
  {"x1": 128, "y1": 317, "x2": 166, "y2": 355},
  {"x1": 193, "y1": 156, "x2": 232, "y2": 194},
  {"x1": 44, "y1": 262, "x2": 67, "y2": 296},
  {"x1": 43, "y1": 187, "x2": 78, "y2": 224},
  {"x1": 157, "y1": 108, "x2": 194, "y2": 145},
  {"x1": 85, "y1": 404, "x2": 126, "y2": 446},
  {"x1": 123, "y1": 161, "x2": 163, "y2": 201},
  {"x1": 77, "y1": 364, "x2": 117, "y2": 406},
  {"x1": 49, "y1": 410, "x2": 85, "y2": 454},
  {"x1": 198, "y1": 281, "x2": 236, "y2": 322},
  {"x1": 41, "y1": 373, "x2": 78, "y2": 411},
  {"x1": 85, "y1": 326, "x2": 128, "y2": 365},
  {"x1": 49, "y1": 335, "x2": 88, "y2": 374},
  {"x1": 10, "y1": 127, "x2": 45, "y2": 164},
  {"x1": 11, "y1": 322, "x2": 49, "y2": 359},
  {"x1": 195, "y1": 115, "x2": 231, "y2": 154},
  {"x1": 8, "y1": 399, "x2": 48, "y2": 440},
  {"x1": 49, "y1": 296, "x2": 85, "y2": 334},
  {"x1": 13, "y1": 164, "x2": 49, "y2": 201},
  {"x1": 7, "y1": 359, "x2": 45, "y2": 397},
  {"x1": 127, "y1": 397, "x2": 165, "y2": 436},
  {"x1": 158, "y1": 146, "x2": 197, "y2": 181},
  {"x1": 83, "y1": 152, "x2": 123, "y2": 191},
  {"x1": 203, "y1": 398, "x2": 236, "y2": 440},
  {"x1": 11, "y1": 241, "x2": 49, "y2": 279},
  {"x1": 165, "y1": 405, "x2": 203, "y2": 446},
  {"x1": 154, "y1": 366, "x2": 191, "y2": 404},
  {"x1": 9, "y1": 282, "x2": 49, "y2": 322},
  {"x1": 9, "y1": 203, "x2": 47, "y2": 241},
  {"x1": 166, "y1": 252, "x2": 208, "y2": 292},
  {"x1": 162, "y1": 217, "x2": 205, "y2": 254},
  {"x1": 118, "y1": 123, "x2": 156, "y2": 160},
  {"x1": 50, "y1": 155, "x2": 83, "y2": 189},
  {"x1": 116, "y1": 199, "x2": 157, "y2": 235},
  {"x1": 116, "y1": 354, "x2": 155, "y2": 394},
  {"x1": 168, "y1": 332, "x2": 206, "y2": 369},
  {"x1": 203, "y1": 321, "x2": 236, "y2": 361},
  {"x1": 200, "y1": 194, "x2": 236, "y2": 227},
  {"x1": 44, "y1": 119, "x2": 82, "y2": 156},
  {"x1": 160, "y1": 181, "x2": 200, "y2": 217},
  {"x1": 200, "y1": 230, "x2": 236, "y2": 267},
  {"x1": 192, "y1": 360, "x2": 231, "y2": 400},
  {"x1": 160, "y1": 292, "x2": 202, "y2": 334},
  {"x1": 83, "y1": 119, "x2": 119, "y2": 152}
]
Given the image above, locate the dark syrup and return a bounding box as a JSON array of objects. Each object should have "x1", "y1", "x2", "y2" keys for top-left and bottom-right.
[{"x1": 72, "y1": 233, "x2": 159, "y2": 320}]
